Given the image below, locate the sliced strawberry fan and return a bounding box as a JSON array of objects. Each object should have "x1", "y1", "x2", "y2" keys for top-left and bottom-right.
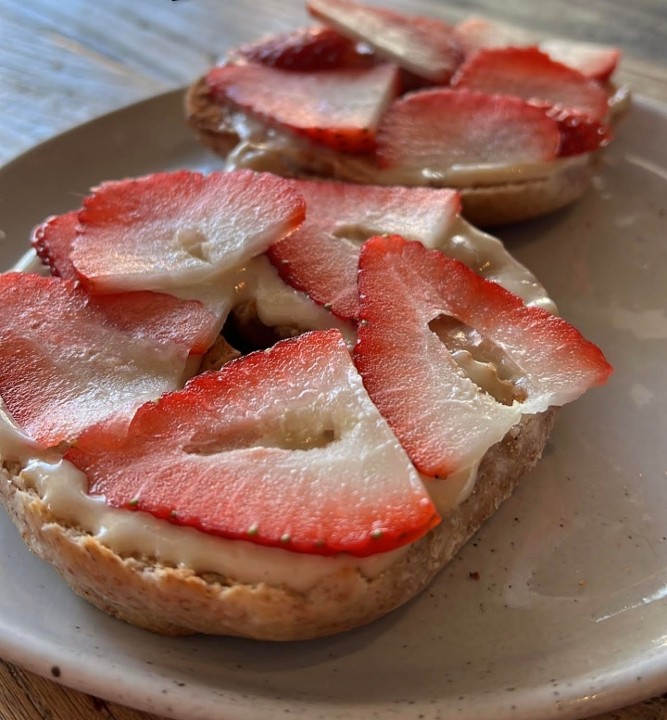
[
  {"x1": 354, "y1": 235, "x2": 612, "y2": 477},
  {"x1": 66, "y1": 329, "x2": 439, "y2": 557}
]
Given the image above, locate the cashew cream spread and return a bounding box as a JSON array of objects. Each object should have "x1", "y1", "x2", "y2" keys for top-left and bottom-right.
[{"x1": 1, "y1": 211, "x2": 553, "y2": 592}]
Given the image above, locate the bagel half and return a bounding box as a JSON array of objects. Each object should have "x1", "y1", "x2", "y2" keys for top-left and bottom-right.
[
  {"x1": 0, "y1": 166, "x2": 610, "y2": 641},
  {"x1": 0, "y1": 409, "x2": 556, "y2": 640}
]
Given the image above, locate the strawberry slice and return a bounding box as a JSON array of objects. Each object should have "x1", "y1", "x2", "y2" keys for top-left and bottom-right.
[
  {"x1": 32, "y1": 211, "x2": 79, "y2": 280},
  {"x1": 540, "y1": 39, "x2": 620, "y2": 83},
  {"x1": 455, "y1": 18, "x2": 620, "y2": 82},
  {"x1": 376, "y1": 88, "x2": 561, "y2": 173},
  {"x1": 454, "y1": 16, "x2": 534, "y2": 55},
  {"x1": 451, "y1": 47, "x2": 610, "y2": 122},
  {"x1": 65, "y1": 329, "x2": 439, "y2": 556},
  {"x1": 354, "y1": 235, "x2": 612, "y2": 477},
  {"x1": 268, "y1": 179, "x2": 460, "y2": 320},
  {"x1": 206, "y1": 62, "x2": 400, "y2": 153},
  {"x1": 307, "y1": 0, "x2": 462, "y2": 83},
  {"x1": 70, "y1": 170, "x2": 305, "y2": 293},
  {"x1": 89, "y1": 292, "x2": 219, "y2": 356},
  {"x1": 0, "y1": 273, "x2": 197, "y2": 447},
  {"x1": 235, "y1": 25, "x2": 374, "y2": 71}
]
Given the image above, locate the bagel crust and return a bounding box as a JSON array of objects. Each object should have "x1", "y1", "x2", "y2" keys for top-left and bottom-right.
[
  {"x1": 185, "y1": 76, "x2": 595, "y2": 227},
  {"x1": 458, "y1": 161, "x2": 594, "y2": 226},
  {"x1": 0, "y1": 408, "x2": 557, "y2": 640}
]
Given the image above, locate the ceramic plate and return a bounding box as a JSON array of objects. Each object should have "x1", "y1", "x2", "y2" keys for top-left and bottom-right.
[{"x1": 1, "y1": 90, "x2": 667, "y2": 720}]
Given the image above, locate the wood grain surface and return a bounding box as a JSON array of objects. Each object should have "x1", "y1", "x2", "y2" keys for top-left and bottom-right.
[{"x1": 1, "y1": 1, "x2": 666, "y2": 718}]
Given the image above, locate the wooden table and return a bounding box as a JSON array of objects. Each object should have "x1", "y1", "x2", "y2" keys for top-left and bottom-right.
[{"x1": 1, "y1": 1, "x2": 666, "y2": 718}]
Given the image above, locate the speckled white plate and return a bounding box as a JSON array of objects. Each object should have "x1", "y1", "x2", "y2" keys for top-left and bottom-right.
[{"x1": 1, "y1": 90, "x2": 667, "y2": 720}]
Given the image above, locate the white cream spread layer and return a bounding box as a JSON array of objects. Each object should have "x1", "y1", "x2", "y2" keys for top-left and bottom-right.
[{"x1": 1, "y1": 209, "x2": 554, "y2": 592}]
